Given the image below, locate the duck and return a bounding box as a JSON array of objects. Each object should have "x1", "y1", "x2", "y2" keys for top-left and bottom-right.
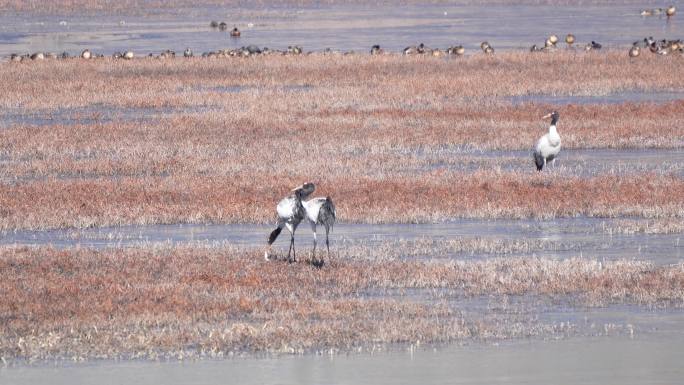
[
  {"x1": 565, "y1": 34, "x2": 575, "y2": 47},
  {"x1": 370, "y1": 44, "x2": 384, "y2": 55},
  {"x1": 629, "y1": 45, "x2": 640, "y2": 57},
  {"x1": 10, "y1": 53, "x2": 21, "y2": 62},
  {"x1": 209, "y1": 20, "x2": 219, "y2": 28},
  {"x1": 585, "y1": 41, "x2": 602, "y2": 51},
  {"x1": 446, "y1": 45, "x2": 465, "y2": 55},
  {"x1": 184, "y1": 48, "x2": 193, "y2": 57},
  {"x1": 81, "y1": 49, "x2": 92, "y2": 59},
  {"x1": 287, "y1": 45, "x2": 303, "y2": 55},
  {"x1": 481, "y1": 41, "x2": 494, "y2": 54},
  {"x1": 30, "y1": 52, "x2": 44, "y2": 60},
  {"x1": 112, "y1": 51, "x2": 122, "y2": 59},
  {"x1": 123, "y1": 50, "x2": 134, "y2": 60},
  {"x1": 218, "y1": 22, "x2": 228, "y2": 31},
  {"x1": 666, "y1": 5, "x2": 676, "y2": 17},
  {"x1": 548, "y1": 34, "x2": 559, "y2": 45},
  {"x1": 230, "y1": 27, "x2": 241, "y2": 37},
  {"x1": 533, "y1": 111, "x2": 561, "y2": 171}
]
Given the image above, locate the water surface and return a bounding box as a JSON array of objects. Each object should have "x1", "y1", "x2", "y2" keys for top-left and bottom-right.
[
  {"x1": 1, "y1": 4, "x2": 682, "y2": 56},
  {"x1": 2, "y1": 218, "x2": 681, "y2": 264}
]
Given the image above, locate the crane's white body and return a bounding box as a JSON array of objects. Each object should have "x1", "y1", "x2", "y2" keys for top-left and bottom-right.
[
  {"x1": 303, "y1": 197, "x2": 336, "y2": 265},
  {"x1": 535, "y1": 125, "x2": 561, "y2": 163},
  {"x1": 534, "y1": 112, "x2": 562, "y2": 171},
  {"x1": 266, "y1": 183, "x2": 314, "y2": 262}
]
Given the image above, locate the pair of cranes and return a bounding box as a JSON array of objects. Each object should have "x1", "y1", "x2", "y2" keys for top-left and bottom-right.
[
  {"x1": 265, "y1": 183, "x2": 336, "y2": 266},
  {"x1": 266, "y1": 111, "x2": 561, "y2": 265}
]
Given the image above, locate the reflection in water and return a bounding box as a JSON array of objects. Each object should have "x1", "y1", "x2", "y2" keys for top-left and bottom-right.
[{"x1": 1, "y1": 5, "x2": 682, "y2": 56}]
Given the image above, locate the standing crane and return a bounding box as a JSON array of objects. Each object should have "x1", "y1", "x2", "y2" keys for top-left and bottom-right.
[
  {"x1": 303, "y1": 196, "x2": 336, "y2": 266},
  {"x1": 533, "y1": 111, "x2": 562, "y2": 171},
  {"x1": 265, "y1": 183, "x2": 315, "y2": 262}
]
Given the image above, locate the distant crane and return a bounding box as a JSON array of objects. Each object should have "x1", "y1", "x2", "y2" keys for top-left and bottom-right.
[
  {"x1": 533, "y1": 111, "x2": 561, "y2": 171},
  {"x1": 303, "y1": 196, "x2": 336, "y2": 266},
  {"x1": 265, "y1": 183, "x2": 315, "y2": 262}
]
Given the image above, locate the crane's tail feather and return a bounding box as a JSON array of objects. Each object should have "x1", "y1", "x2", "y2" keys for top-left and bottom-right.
[
  {"x1": 319, "y1": 197, "x2": 336, "y2": 232},
  {"x1": 268, "y1": 227, "x2": 283, "y2": 245},
  {"x1": 533, "y1": 151, "x2": 544, "y2": 171}
]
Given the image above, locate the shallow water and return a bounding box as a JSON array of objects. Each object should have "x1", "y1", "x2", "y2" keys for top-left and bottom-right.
[
  {"x1": 1, "y1": 4, "x2": 682, "y2": 57},
  {"x1": 507, "y1": 91, "x2": 684, "y2": 105},
  {"x1": 3, "y1": 316, "x2": 683, "y2": 385},
  {"x1": 0, "y1": 104, "x2": 218, "y2": 128},
  {"x1": 2, "y1": 218, "x2": 682, "y2": 264}
]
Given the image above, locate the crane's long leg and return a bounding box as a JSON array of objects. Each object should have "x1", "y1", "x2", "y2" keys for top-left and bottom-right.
[
  {"x1": 310, "y1": 221, "x2": 318, "y2": 263},
  {"x1": 325, "y1": 225, "x2": 331, "y2": 261}
]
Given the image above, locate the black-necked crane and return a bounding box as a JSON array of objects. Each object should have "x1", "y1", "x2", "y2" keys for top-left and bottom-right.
[
  {"x1": 303, "y1": 196, "x2": 336, "y2": 266},
  {"x1": 533, "y1": 111, "x2": 561, "y2": 171},
  {"x1": 265, "y1": 183, "x2": 315, "y2": 262}
]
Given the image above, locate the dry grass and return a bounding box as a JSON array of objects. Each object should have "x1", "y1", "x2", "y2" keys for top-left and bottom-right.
[
  {"x1": 0, "y1": 53, "x2": 682, "y2": 229},
  {"x1": 0, "y1": 245, "x2": 681, "y2": 362}
]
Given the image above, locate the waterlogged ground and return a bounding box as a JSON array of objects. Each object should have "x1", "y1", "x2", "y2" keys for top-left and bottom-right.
[
  {"x1": 1, "y1": 4, "x2": 683, "y2": 56},
  {"x1": 1, "y1": 3, "x2": 683, "y2": 384},
  {"x1": 2, "y1": 219, "x2": 683, "y2": 264},
  {"x1": 3, "y1": 323, "x2": 684, "y2": 385}
]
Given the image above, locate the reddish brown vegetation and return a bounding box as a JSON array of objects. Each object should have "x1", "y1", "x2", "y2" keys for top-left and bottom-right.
[
  {"x1": 0, "y1": 246, "x2": 681, "y2": 361},
  {"x1": 0, "y1": 54, "x2": 682, "y2": 229}
]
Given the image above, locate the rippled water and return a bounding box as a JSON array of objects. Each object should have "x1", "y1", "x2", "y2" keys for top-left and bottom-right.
[{"x1": 1, "y1": 4, "x2": 682, "y2": 56}]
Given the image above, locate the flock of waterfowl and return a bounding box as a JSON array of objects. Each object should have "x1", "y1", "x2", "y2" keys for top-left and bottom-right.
[
  {"x1": 6, "y1": 33, "x2": 683, "y2": 62},
  {"x1": 640, "y1": 4, "x2": 676, "y2": 17}
]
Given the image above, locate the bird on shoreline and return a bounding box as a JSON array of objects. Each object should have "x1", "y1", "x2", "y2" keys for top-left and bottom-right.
[
  {"x1": 303, "y1": 196, "x2": 336, "y2": 267},
  {"x1": 666, "y1": 5, "x2": 676, "y2": 17},
  {"x1": 565, "y1": 34, "x2": 575, "y2": 47},
  {"x1": 533, "y1": 111, "x2": 561, "y2": 171},
  {"x1": 266, "y1": 183, "x2": 315, "y2": 263}
]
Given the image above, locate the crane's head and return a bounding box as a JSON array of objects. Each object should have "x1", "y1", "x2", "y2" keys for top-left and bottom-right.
[
  {"x1": 542, "y1": 111, "x2": 559, "y2": 125},
  {"x1": 292, "y1": 182, "x2": 315, "y2": 199}
]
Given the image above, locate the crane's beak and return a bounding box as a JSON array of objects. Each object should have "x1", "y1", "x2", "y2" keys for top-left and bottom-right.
[{"x1": 542, "y1": 112, "x2": 552, "y2": 120}]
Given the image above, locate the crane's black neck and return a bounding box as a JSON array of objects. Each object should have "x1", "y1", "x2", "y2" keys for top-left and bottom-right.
[{"x1": 550, "y1": 114, "x2": 559, "y2": 126}]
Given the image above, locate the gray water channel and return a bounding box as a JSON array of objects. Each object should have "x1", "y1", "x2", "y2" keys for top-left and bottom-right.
[
  {"x1": 1, "y1": 4, "x2": 682, "y2": 57},
  {"x1": 2, "y1": 218, "x2": 682, "y2": 264},
  {"x1": 507, "y1": 91, "x2": 684, "y2": 106}
]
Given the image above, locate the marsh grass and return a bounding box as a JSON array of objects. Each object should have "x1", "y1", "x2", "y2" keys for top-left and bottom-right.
[
  {"x1": 1, "y1": 53, "x2": 683, "y2": 229},
  {"x1": 0, "y1": 245, "x2": 682, "y2": 361}
]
